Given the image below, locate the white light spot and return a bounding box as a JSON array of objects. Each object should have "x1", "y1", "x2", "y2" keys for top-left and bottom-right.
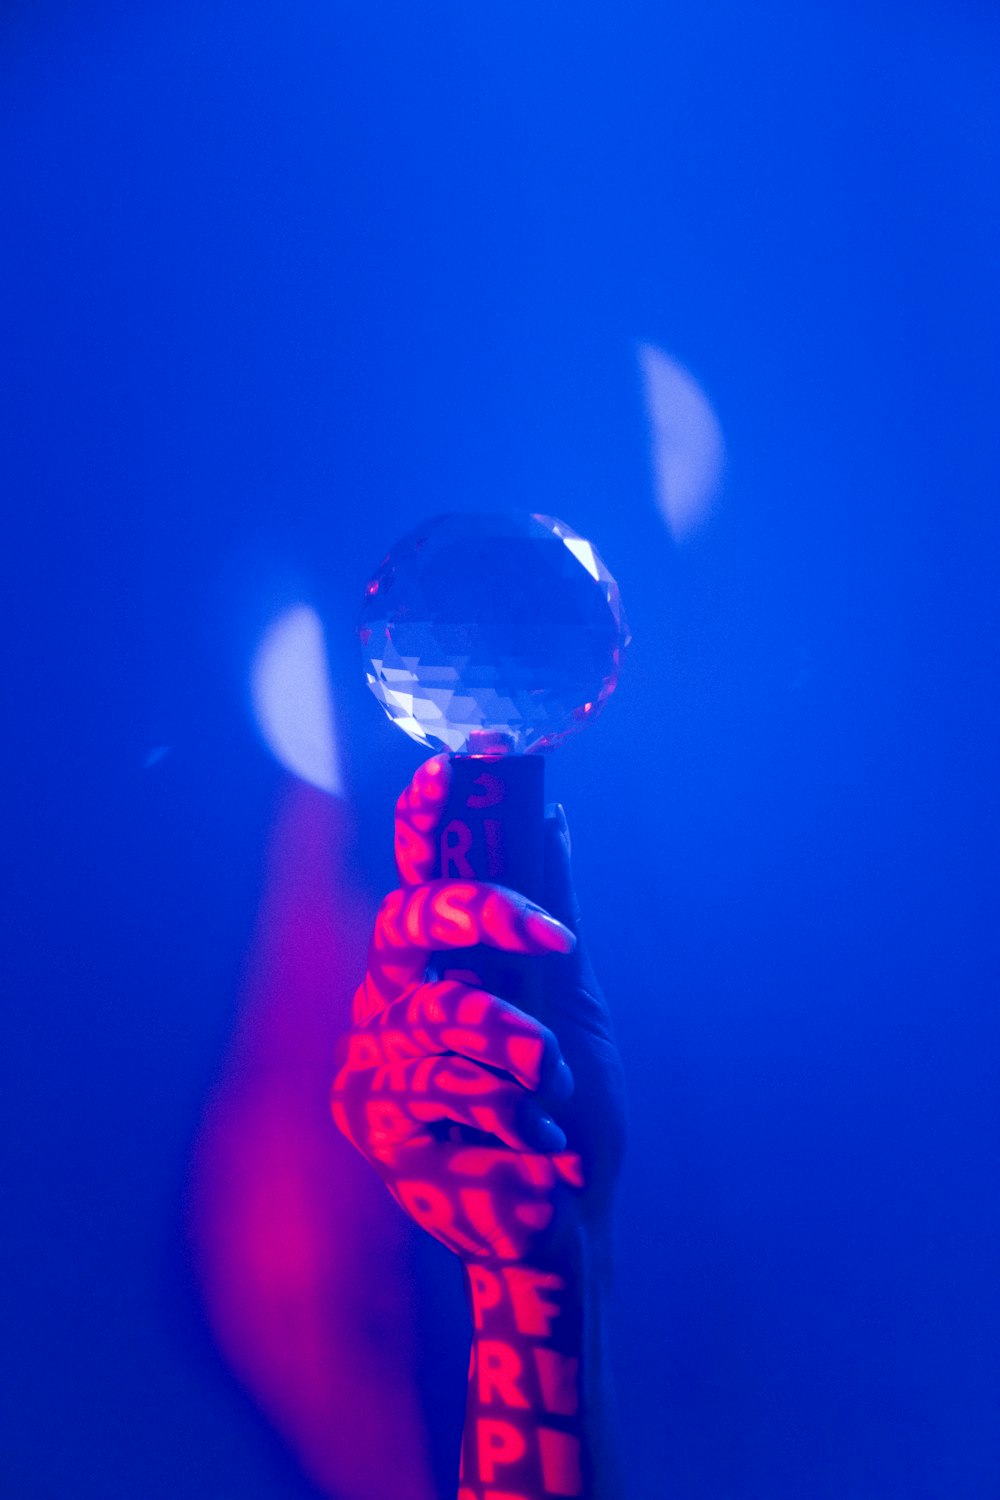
[
  {"x1": 562, "y1": 535, "x2": 602, "y2": 582},
  {"x1": 639, "y1": 343, "x2": 723, "y2": 539},
  {"x1": 250, "y1": 605, "x2": 343, "y2": 795}
]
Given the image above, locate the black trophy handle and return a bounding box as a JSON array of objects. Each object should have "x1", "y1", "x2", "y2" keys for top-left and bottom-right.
[{"x1": 432, "y1": 753, "x2": 546, "y2": 1007}]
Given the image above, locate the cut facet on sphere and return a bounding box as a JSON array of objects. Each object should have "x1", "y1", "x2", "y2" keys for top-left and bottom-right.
[{"x1": 359, "y1": 513, "x2": 629, "y2": 754}]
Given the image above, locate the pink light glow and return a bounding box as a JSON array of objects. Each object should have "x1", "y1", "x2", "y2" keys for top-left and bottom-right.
[{"x1": 189, "y1": 782, "x2": 436, "y2": 1500}]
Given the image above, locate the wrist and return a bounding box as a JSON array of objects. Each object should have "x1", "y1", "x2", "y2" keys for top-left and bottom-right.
[{"x1": 459, "y1": 1221, "x2": 621, "y2": 1499}]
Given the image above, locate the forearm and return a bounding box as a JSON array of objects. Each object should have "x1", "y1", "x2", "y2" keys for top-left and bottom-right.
[{"x1": 458, "y1": 1223, "x2": 622, "y2": 1500}]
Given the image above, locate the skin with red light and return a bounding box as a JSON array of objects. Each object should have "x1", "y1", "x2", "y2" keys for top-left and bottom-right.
[{"x1": 333, "y1": 755, "x2": 626, "y2": 1498}]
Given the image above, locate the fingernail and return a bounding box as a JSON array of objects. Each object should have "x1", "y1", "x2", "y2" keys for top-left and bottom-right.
[
  {"x1": 547, "y1": 1058, "x2": 575, "y2": 1102},
  {"x1": 544, "y1": 803, "x2": 571, "y2": 852},
  {"x1": 535, "y1": 1115, "x2": 568, "y2": 1152},
  {"x1": 525, "y1": 911, "x2": 576, "y2": 953}
]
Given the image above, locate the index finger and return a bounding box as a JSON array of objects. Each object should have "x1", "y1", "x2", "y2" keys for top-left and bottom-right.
[{"x1": 356, "y1": 880, "x2": 576, "y2": 1020}]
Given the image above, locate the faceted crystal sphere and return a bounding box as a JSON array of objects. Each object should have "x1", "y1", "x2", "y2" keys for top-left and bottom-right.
[{"x1": 359, "y1": 512, "x2": 629, "y2": 755}]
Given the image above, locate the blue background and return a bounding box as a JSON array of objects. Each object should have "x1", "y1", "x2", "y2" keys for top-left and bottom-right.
[{"x1": 2, "y1": 1, "x2": 998, "y2": 1495}]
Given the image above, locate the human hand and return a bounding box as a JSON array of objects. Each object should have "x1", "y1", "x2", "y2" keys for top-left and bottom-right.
[
  {"x1": 333, "y1": 755, "x2": 627, "y2": 1496},
  {"x1": 332, "y1": 754, "x2": 626, "y2": 1266}
]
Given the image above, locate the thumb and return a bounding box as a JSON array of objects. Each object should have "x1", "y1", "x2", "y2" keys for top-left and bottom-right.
[
  {"x1": 542, "y1": 804, "x2": 597, "y2": 988},
  {"x1": 542, "y1": 803, "x2": 579, "y2": 929},
  {"x1": 541, "y1": 803, "x2": 619, "y2": 1056}
]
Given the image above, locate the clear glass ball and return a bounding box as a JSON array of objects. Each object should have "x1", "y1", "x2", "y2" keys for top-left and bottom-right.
[{"x1": 359, "y1": 513, "x2": 629, "y2": 755}]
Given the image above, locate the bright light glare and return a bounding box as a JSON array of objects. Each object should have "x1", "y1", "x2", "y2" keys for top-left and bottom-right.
[
  {"x1": 639, "y1": 343, "x2": 723, "y2": 539},
  {"x1": 562, "y1": 535, "x2": 601, "y2": 582},
  {"x1": 251, "y1": 604, "x2": 343, "y2": 794}
]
